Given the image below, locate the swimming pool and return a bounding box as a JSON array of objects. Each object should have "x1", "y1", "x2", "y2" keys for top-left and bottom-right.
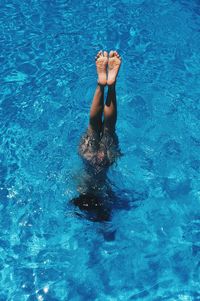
[{"x1": 1, "y1": 0, "x2": 200, "y2": 299}]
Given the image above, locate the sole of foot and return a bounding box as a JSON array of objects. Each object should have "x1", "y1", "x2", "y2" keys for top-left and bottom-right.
[
  {"x1": 95, "y1": 50, "x2": 108, "y2": 86},
  {"x1": 107, "y1": 50, "x2": 121, "y2": 86}
]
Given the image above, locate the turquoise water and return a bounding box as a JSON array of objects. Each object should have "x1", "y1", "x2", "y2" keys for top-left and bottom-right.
[{"x1": 1, "y1": 0, "x2": 200, "y2": 300}]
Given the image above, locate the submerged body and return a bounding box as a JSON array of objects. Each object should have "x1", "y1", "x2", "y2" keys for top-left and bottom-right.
[
  {"x1": 71, "y1": 50, "x2": 122, "y2": 221},
  {"x1": 79, "y1": 128, "x2": 120, "y2": 174}
]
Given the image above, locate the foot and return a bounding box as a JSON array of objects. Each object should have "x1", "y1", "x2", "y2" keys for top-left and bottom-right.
[
  {"x1": 107, "y1": 51, "x2": 121, "y2": 86},
  {"x1": 95, "y1": 50, "x2": 108, "y2": 86}
]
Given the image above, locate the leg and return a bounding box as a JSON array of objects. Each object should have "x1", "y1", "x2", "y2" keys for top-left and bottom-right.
[
  {"x1": 79, "y1": 51, "x2": 108, "y2": 162},
  {"x1": 88, "y1": 50, "x2": 108, "y2": 135},
  {"x1": 89, "y1": 84, "x2": 104, "y2": 135},
  {"x1": 103, "y1": 50, "x2": 121, "y2": 133},
  {"x1": 103, "y1": 84, "x2": 117, "y2": 133},
  {"x1": 98, "y1": 51, "x2": 122, "y2": 166}
]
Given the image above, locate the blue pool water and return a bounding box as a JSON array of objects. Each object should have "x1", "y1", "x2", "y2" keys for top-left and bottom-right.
[{"x1": 1, "y1": 0, "x2": 200, "y2": 299}]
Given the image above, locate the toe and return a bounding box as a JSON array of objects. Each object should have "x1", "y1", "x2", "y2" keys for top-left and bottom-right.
[
  {"x1": 109, "y1": 50, "x2": 114, "y2": 58},
  {"x1": 114, "y1": 51, "x2": 119, "y2": 57},
  {"x1": 97, "y1": 50, "x2": 103, "y2": 58},
  {"x1": 104, "y1": 51, "x2": 108, "y2": 57},
  {"x1": 96, "y1": 51, "x2": 103, "y2": 61}
]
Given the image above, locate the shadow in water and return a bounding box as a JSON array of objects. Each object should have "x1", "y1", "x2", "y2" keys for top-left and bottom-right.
[
  {"x1": 71, "y1": 193, "x2": 111, "y2": 222},
  {"x1": 70, "y1": 183, "x2": 147, "y2": 223}
]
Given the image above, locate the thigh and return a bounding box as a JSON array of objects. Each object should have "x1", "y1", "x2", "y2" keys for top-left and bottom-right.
[
  {"x1": 79, "y1": 128, "x2": 100, "y2": 162},
  {"x1": 99, "y1": 130, "x2": 121, "y2": 165}
]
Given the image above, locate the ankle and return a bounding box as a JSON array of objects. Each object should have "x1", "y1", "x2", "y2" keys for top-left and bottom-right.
[
  {"x1": 107, "y1": 83, "x2": 116, "y2": 90},
  {"x1": 97, "y1": 82, "x2": 106, "y2": 90}
]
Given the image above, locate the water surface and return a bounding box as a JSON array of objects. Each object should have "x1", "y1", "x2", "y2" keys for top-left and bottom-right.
[{"x1": 0, "y1": 0, "x2": 200, "y2": 300}]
